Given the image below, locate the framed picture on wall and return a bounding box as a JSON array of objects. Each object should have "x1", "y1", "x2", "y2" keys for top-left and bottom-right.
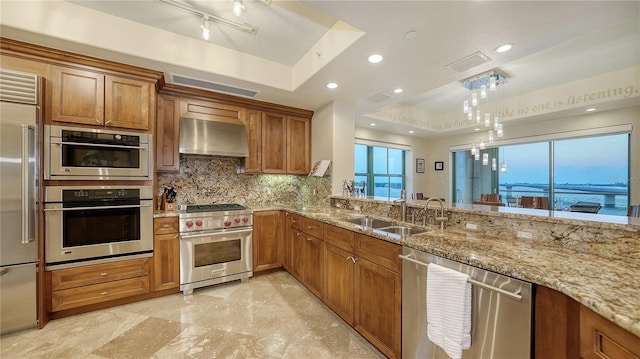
[
  {"x1": 416, "y1": 158, "x2": 425, "y2": 173},
  {"x1": 435, "y1": 161, "x2": 444, "y2": 171}
]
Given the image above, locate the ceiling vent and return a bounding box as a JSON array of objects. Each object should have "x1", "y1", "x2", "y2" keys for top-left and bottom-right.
[
  {"x1": 446, "y1": 51, "x2": 492, "y2": 73},
  {"x1": 366, "y1": 93, "x2": 391, "y2": 103},
  {"x1": 169, "y1": 74, "x2": 259, "y2": 98}
]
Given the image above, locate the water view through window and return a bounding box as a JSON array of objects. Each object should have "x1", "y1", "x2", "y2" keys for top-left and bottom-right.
[
  {"x1": 355, "y1": 144, "x2": 405, "y2": 199},
  {"x1": 454, "y1": 133, "x2": 630, "y2": 216}
]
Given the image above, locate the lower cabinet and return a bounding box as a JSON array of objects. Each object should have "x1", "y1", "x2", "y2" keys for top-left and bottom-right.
[
  {"x1": 324, "y1": 243, "x2": 355, "y2": 324},
  {"x1": 253, "y1": 210, "x2": 283, "y2": 273},
  {"x1": 50, "y1": 258, "x2": 150, "y2": 312},
  {"x1": 580, "y1": 303, "x2": 640, "y2": 359},
  {"x1": 153, "y1": 217, "x2": 180, "y2": 291},
  {"x1": 287, "y1": 216, "x2": 402, "y2": 359},
  {"x1": 354, "y1": 257, "x2": 402, "y2": 359},
  {"x1": 302, "y1": 233, "x2": 324, "y2": 298}
]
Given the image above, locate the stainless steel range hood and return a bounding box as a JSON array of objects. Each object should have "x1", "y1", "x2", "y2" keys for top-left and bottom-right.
[{"x1": 179, "y1": 118, "x2": 249, "y2": 158}]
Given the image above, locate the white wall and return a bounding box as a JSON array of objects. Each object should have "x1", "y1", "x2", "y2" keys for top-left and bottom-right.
[
  {"x1": 311, "y1": 101, "x2": 356, "y2": 195},
  {"x1": 425, "y1": 105, "x2": 640, "y2": 203}
]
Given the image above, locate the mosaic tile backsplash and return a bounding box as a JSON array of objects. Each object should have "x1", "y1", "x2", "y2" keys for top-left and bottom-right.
[{"x1": 157, "y1": 156, "x2": 331, "y2": 209}]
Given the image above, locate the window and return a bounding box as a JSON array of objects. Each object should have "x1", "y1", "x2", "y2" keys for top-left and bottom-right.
[
  {"x1": 452, "y1": 133, "x2": 630, "y2": 216},
  {"x1": 355, "y1": 143, "x2": 406, "y2": 199}
]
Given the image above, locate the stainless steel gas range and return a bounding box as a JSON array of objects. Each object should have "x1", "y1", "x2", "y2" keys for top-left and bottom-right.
[{"x1": 178, "y1": 204, "x2": 253, "y2": 295}]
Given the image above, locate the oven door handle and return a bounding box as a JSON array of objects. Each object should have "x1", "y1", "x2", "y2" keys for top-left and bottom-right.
[
  {"x1": 180, "y1": 228, "x2": 253, "y2": 240},
  {"x1": 44, "y1": 204, "x2": 152, "y2": 212},
  {"x1": 49, "y1": 140, "x2": 147, "y2": 150}
]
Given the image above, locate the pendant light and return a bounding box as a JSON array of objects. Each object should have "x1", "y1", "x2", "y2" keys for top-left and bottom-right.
[{"x1": 500, "y1": 147, "x2": 507, "y2": 174}]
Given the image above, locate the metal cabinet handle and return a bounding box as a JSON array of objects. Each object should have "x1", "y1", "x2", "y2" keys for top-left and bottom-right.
[
  {"x1": 21, "y1": 124, "x2": 35, "y2": 245},
  {"x1": 100, "y1": 292, "x2": 108, "y2": 295},
  {"x1": 99, "y1": 272, "x2": 108, "y2": 276}
]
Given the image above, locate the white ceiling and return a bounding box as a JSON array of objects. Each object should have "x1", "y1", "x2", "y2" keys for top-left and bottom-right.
[{"x1": 2, "y1": 1, "x2": 639, "y2": 138}]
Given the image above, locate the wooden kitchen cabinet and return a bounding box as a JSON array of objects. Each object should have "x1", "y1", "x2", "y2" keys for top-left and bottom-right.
[
  {"x1": 253, "y1": 211, "x2": 284, "y2": 273},
  {"x1": 49, "y1": 65, "x2": 153, "y2": 130},
  {"x1": 354, "y1": 254, "x2": 402, "y2": 359},
  {"x1": 286, "y1": 115, "x2": 311, "y2": 175},
  {"x1": 302, "y1": 233, "x2": 325, "y2": 298},
  {"x1": 180, "y1": 98, "x2": 245, "y2": 124},
  {"x1": 50, "y1": 258, "x2": 150, "y2": 311},
  {"x1": 243, "y1": 112, "x2": 311, "y2": 174},
  {"x1": 290, "y1": 227, "x2": 305, "y2": 281},
  {"x1": 580, "y1": 303, "x2": 640, "y2": 359},
  {"x1": 156, "y1": 95, "x2": 181, "y2": 172},
  {"x1": 261, "y1": 112, "x2": 287, "y2": 174},
  {"x1": 243, "y1": 109, "x2": 262, "y2": 173},
  {"x1": 324, "y1": 242, "x2": 355, "y2": 324},
  {"x1": 152, "y1": 217, "x2": 180, "y2": 291}
]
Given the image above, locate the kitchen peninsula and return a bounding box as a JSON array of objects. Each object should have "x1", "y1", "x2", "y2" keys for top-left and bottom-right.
[{"x1": 279, "y1": 195, "x2": 640, "y2": 357}]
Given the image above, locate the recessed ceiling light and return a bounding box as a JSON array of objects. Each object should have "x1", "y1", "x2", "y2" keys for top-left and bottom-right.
[
  {"x1": 370, "y1": 123, "x2": 376, "y2": 127},
  {"x1": 496, "y1": 43, "x2": 513, "y2": 53},
  {"x1": 326, "y1": 82, "x2": 338, "y2": 89},
  {"x1": 586, "y1": 107, "x2": 598, "y2": 112},
  {"x1": 368, "y1": 54, "x2": 383, "y2": 64},
  {"x1": 409, "y1": 130, "x2": 414, "y2": 134},
  {"x1": 405, "y1": 30, "x2": 418, "y2": 39},
  {"x1": 394, "y1": 88, "x2": 403, "y2": 94}
]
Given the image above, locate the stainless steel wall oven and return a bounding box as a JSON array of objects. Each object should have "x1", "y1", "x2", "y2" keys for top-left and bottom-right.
[
  {"x1": 44, "y1": 125, "x2": 152, "y2": 180},
  {"x1": 44, "y1": 185, "x2": 153, "y2": 269}
]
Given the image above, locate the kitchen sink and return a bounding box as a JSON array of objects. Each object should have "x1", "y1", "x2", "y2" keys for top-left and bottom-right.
[
  {"x1": 344, "y1": 216, "x2": 395, "y2": 229},
  {"x1": 375, "y1": 226, "x2": 428, "y2": 236}
]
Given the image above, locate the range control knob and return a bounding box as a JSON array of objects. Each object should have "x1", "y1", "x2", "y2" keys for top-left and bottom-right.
[
  {"x1": 242, "y1": 217, "x2": 249, "y2": 223},
  {"x1": 234, "y1": 217, "x2": 241, "y2": 224},
  {"x1": 195, "y1": 220, "x2": 203, "y2": 227},
  {"x1": 224, "y1": 221, "x2": 232, "y2": 227},
  {"x1": 185, "y1": 221, "x2": 194, "y2": 228}
]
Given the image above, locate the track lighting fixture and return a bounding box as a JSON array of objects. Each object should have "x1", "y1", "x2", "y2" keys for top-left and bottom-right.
[{"x1": 159, "y1": 0, "x2": 258, "y2": 35}]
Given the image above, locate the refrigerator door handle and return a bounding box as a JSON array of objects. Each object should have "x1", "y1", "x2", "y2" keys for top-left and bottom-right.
[{"x1": 21, "y1": 124, "x2": 35, "y2": 245}]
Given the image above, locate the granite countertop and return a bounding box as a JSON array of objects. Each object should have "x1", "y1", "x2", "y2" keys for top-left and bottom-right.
[{"x1": 282, "y1": 206, "x2": 640, "y2": 338}]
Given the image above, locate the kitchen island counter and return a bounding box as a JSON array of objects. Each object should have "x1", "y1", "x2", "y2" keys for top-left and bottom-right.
[{"x1": 283, "y1": 205, "x2": 640, "y2": 338}]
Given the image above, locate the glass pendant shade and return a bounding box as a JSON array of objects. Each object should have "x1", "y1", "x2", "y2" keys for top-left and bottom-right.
[
  {"x1": 492, "y1": 157, "x2": 497, "y2": 171},
  {"x1": 500, "y1": 161, "x2": 507, "y2": 174},
  {"x1": 480, "y1": 85, "x2": 487, "y2": 99},
  {"x1": 471, "y1": 92, "x2": 478, "y2": 107},
  {"x1": 482, "y1": 153, "x2": 489, "y2": 165}
]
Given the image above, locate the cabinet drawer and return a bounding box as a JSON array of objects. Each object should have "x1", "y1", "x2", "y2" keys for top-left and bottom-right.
[
  {"x1": 154, "y1": 217, "x2": 179, "y2": 234},
  {"x1": 301, "y1": 217, "x2": 324, "y2": 239},
  {"x1": 355, "y1": 234, "x2": 402, "y2": 273},
  {"x1": 52, "y1": 276, "x2": 149, "y2": 312},
  {"x1": 324, "y1": 224, "x2": 355, "y2": 252},
  {"x1": 51, "y1": 258, "x2": 150, "y2": 291},
  {"x1": 289, "y1": 213, "x2": 303, "y2": 231}
]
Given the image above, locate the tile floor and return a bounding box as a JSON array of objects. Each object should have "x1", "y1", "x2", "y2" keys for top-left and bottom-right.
[{"x1": 0, "y1": 271, "x2": 385, "y2": 359}]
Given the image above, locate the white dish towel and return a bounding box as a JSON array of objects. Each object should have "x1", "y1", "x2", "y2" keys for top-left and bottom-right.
[{"x1": 426, "y1": 263, "x2": 472, "y2": 359}]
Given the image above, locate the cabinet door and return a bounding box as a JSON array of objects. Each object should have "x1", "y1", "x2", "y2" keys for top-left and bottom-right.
[
  {"x1": 253, "y1": 211, "x2": 283, "y2": 272},
  {"x1": 290, "y1": 228, "x2": 304, "y2": 281},
  {"x1": 286, "y1": 116, "x2": 310, "y2": 174},
  {"x1": 105, "y1": 75, "x2": 151, "y2": 130},
  {"x1": 50, "y1": 66, "x2": 104, "y2": 126},
  {"x1": 302, "y1": 234, "x2": 324, "y2": 299},
  {"x1": 156, "y1": 95, "x2": 181, "y2": 172},
  {"x1": 355, "y1": 258, "x2": 402, "y2": 359},
  {"x1": 243, "y1": 109, "x2": 262, "y2": 173},
  {"x1": 261, "y1": 112, "x2": 287, "y2": 173},
  {"x1": 152, "y1": 233, "x2": 180, "y2": 291},
  {"x1": 324, "y1": 243, "x2": 354, "y2": 325}
]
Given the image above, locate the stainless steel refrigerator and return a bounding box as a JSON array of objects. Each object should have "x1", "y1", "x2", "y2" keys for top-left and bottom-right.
[{"x1": 0, "y1": 69, "x2": 39, "y2": 334}]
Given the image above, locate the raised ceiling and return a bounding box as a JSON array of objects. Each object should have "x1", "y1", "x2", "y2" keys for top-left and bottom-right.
[{"x1": 1, "y1": 1, "x2": 638, "y2": 138}]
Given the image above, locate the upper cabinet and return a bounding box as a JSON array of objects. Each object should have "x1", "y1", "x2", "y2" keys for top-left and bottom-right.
[
  {"x1": 157, "y1": 84, "x2": 313, "y2": 175},
  {"x1": 243, "y1": 111, "x2": 311, "y2": 175},
  {"x1": 49, "y1": 65, "x2": 155, "y2": 131}
]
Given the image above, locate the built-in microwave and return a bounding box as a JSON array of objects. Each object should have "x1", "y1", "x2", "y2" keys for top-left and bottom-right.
[
  {"x1": 44, "y1": 125, "x2": 152, "y2": 180},
  {"x1": 44, "y1": 185, "x2": 154, "y2": 269}
]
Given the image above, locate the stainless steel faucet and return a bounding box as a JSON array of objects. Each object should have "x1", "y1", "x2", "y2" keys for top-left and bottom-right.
[
  {"x1": 394, "y1": 190, "x2": 407, "y2": 222},
  {"x1": 425, "y1": 197, "x2": 448, "y2": 233}
]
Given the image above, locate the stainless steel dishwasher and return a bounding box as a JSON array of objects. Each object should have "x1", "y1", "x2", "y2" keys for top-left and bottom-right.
[{"x1": 401, "y1": 247, "x2": 533, "y2": 359}]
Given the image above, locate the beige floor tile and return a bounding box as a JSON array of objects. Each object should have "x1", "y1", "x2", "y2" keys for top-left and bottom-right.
[{"x1": 0, "y1": 271, "x2": 384, "y2": 359}]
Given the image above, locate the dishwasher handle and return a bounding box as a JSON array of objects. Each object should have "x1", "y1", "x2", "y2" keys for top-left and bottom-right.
[{"x1": 399, "y1": 253, "x2": 523, "y2": 301}]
